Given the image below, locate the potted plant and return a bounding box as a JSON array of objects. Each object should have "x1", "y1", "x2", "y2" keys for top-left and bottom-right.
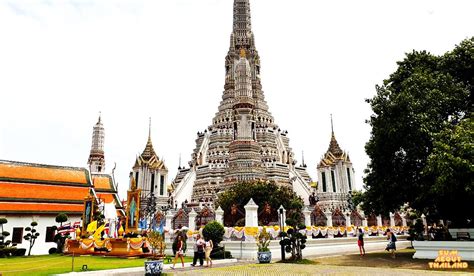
[
  {"x1": 145, "y1": 231, "x2": 166, "y2": 276},
  {"x1": 256, "y1": 227, "x2": 271, "y2": 263}
]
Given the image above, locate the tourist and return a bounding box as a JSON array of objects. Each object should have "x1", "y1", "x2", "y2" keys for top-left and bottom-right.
[
  {"x1": 204, "y1": 237, "x2": 213, "y2": 267},
  {"x1": 171, "y1": 235, "x2": 185, "y2": 269},
  {"x1": 357, "y1": 228, "x2": 365, "y2": 256},
  {"x1": 190, "y1": 234, "x2": 204, "y2": 267},
  {"x1": 385, "y1": 229, "x2": 397, "y2": 258}
]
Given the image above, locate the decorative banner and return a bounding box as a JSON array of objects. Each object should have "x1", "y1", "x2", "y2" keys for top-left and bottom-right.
[
  {"x1": 216, "y1": 225, "x2": 408, "y2": 240},
  {"x1": 82, "y1": 195, "x2": 95, "y2": 237},
  {"x1": 126, "y1": 188, "x2": 141, "y2": 233}
]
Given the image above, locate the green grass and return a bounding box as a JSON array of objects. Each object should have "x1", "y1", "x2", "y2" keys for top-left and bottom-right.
[
  {"x1": 0, "y1": 254, "x2": 193, "y2": 276},
  {"x1": 311, "y1": 248, "x2": 474, "y2": 273}
]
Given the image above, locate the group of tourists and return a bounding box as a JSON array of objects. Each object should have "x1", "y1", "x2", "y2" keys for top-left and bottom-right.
[
  {"x1": 171, "y1": 234, "x2": 214, "y2": 269},
  {"x1": 357, "y1": 228, "x2": 397, "y2": 258}
]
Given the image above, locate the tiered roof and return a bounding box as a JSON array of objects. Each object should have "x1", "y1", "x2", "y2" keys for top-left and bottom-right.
[
  {"x1": 0, "y1": 160, "x2": 91, "y2": 215},
  {"x1": 0, "y1": 160, "x2": 123, "y2": 216},
  {"x1": 134, "y1": 127, "x2": 167, "y2": 171},
  {"x1": 91, "y1": 173, "x2": 125, "y2": 216},
  {"x1": 318, "y1": 132, "x2": 351, "y2": 167}
]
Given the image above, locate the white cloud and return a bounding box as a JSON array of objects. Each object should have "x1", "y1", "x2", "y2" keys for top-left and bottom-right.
[{"x1": 0, "y1": 0, "x2": 472, "y2": 199}]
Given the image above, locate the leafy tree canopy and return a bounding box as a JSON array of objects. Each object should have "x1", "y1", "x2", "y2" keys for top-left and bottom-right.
[
  {"x1": 202, "y1": 221, "x2": 225, "y2": 247},
  {"x1": 363, "y1": 37, "x2": 473, "y2": 226},
  {"x1": 216, "y1": 181, "x2": 304, "y2": 216}
]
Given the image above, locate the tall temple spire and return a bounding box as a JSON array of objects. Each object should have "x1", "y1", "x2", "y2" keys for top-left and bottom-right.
[
  {"x1": 88, "y1": 113, "x2": 105, "y2": 173},
  {"x1": 233, "y1": 0, "x2": 253, "y2": 47},
  {"x1": 141, "y1": 118, "x2": 157, "y2": 161},
  {"x1": 330, "y1": 114, "x2": 334, "y2": 135},
  {"x1": 148, "y1": 117, "x2": 152, "y2": 142},
  {"x1": 327, "y1": 115, "x2": 343, "y2": 157},
  {"x1": 172, "y1": 0, "x2": 313, "y2": 206}
]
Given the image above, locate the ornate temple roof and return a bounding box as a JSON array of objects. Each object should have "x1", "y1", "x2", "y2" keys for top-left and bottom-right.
[
  {"x1": 318, "y1": 117, "x2": 351, "y2": 168},
  {"x1": 0, "y1": 160, "x2": 124, "y2": 216},
  {"x1": 0, "y1": 160, "x2": 92, "y2": 215},
  {"x1": 134, "y1": 120, "x2": 168, "y2": 171},
  {"x1": 92, "y1": 173, "x2": 124, "y2": 215}
]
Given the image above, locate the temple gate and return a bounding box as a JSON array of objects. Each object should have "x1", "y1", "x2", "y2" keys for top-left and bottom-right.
[
  {"x1": 332, "y1": 209, "x2": 346, "y2": 226},
  {"x1": 310, "y1": 206, "x2": 327, "y2": 226},
  {"x1": 195, "y1": 206, "x2": 215, "y2": 228}
]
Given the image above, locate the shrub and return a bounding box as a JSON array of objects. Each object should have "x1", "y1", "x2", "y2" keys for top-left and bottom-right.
[
  {"x1": 13, "y1": 248, "x2": 26, "y2": 256},
  {"x1": 24, "y1": 221, "x2": 40, "y2": 256},
  {"x1": 210, "y1": 247, "x2": 232, "y2": 259},
  {"x1": 203, "y1": 221, "x2": 225, "y2": 246}
]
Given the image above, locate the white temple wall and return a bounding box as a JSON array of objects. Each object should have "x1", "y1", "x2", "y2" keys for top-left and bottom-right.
[{"x1": 1, "y1": 215, "x2": 81, "y2": 256}]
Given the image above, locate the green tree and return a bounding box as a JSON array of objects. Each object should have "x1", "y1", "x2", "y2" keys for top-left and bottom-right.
[
  {"x1": 424, "y1": 116, "x2": 473, "y2": 226},
  {"x1": 0, "y1": 218, "x2": 9, "y2": 247},
  {"x1": 202, "y1": 221, "x2": 225, "y2": 248},
  {"x1": 216, "y1": 180, "x2": 304, "y2": 224},
  {"x1": 351, "y1": 190, "x2": 365, "y2": 209},
  {"x1": 364, "y1": 37, "x2": 473, "y2": 225},
  {"x1": 23, "y1": 221, "x2": 40, "y2": 256},
  {"x1": 53, "y1": 213, "x2": 69, "y2": 253}
]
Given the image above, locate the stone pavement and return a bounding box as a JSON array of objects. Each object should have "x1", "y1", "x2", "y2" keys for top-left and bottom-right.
[
  {"x1": 59, "y1": 259, "x2": 472, "y2": 276},
  {"x1": 171, "y1": 263, "x2": 473, "y2": 276}
]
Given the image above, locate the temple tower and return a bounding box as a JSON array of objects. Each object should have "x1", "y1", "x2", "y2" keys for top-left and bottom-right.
[
  {"x1": 172, "y1": 0, "x2": 313, "y2": 206},
  {"x1": 316, "y1": 116, "x2": 355, "y2": 211},
  {"x1": 132, "y1": 120, "x2": 169, "y2": 210},
  {"x1": 88, "y1": 114, "x2": 105, "y2": 173}
]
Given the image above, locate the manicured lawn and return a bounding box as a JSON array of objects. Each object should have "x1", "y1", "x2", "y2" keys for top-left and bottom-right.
[
  {"x1": 0, "y1": 254, "x2": 193, "y2": 276},
  {"x1": 312, "y1": 248, "x2": 474, "y2": 273}
]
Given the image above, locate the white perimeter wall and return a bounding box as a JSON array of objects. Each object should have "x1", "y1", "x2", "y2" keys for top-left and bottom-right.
[{"x1": 1, "y1": 215, "x2": 81, "y2": 255}]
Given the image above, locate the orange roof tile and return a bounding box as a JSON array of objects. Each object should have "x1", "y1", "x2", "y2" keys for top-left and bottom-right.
[
  {"x1": 92, "y1": 175, "x2": 114, "y2": 191},
  {"x1": 0, "y1": 202, "x2": 83, "y2": 214},
  {"x1": 96, "y1": 193, "x2": 115, "y2": 204},
  {"x1": 0, "y1": 182, "x2": 90, "y2": 202},
  {"x1": 0, "y1": 161, "x2": 89, "y2": 185}
]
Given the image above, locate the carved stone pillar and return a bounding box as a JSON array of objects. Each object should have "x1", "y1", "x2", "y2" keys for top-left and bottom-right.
[
  {"x1": 324, "y1": 211, "x2": 333, "y2": 227},
  {"x1": 360, "y1": 211, "x2": 368, "y2": 227},
  {"x1": 401, "y1": 213, "x2": 407, "y2": 227},
  {"x1": 344, "y1": 212, "x2": 351, "y2": 226},
  {"x1": 188, "y1": 208, "x2": 197, "y2": 231},
  {"x1": 215, "y1": 206, "x2": 224, "y2": 225},
  {"x1": 302, "y1": 206, "x2": 311, "y2": 227},
  {"x1": 421, "y1": 214, "x2": 427, "y2": 234},
  {"x1": 376, "y1": 215, "x2": 382, "y2": 227},
  {"x1": 165, "y1": 211, "x2": 174, "y2": 229},
  {"x1": 244, "y1": 198, "x2": 258, "y2": 227},
  {"x1": 389, "y1": 212, "x2": 395, "y2": 227}
]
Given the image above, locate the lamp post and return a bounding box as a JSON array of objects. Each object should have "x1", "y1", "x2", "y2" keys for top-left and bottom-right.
[{"x1": 278, "y1": 206, "x2": 285, "y2": 261}]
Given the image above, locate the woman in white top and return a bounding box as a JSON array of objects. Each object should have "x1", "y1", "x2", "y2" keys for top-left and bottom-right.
[{"x1": 204, "y1": 237, "x2": 213, "y2": 267}]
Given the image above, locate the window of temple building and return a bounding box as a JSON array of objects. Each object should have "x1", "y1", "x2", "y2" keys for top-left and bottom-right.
[
  {"x1": 45, "y1": 226, "x2": 55, "y2": 242},
  {"x1": 322, "y1": 172, "x2": 327, "y2": 192},
  {"x1": 160, "y1": 175, "x2": 165, "y2": 196},
  {"x1": 347, "y1": 167, "x2": 352, "y2": 191},
  {"x1": 12, "y1": 227, "x2": 23, "y2": 244},
  {"x1": 150, "y1": 173, "x2": 155, "y2": 194},
  {"x1": 135, "y1": 171, "x2": 139, "y2": 185},
  {"x1": 331, "y1": 170, "x2": 336, "y2": 192}
]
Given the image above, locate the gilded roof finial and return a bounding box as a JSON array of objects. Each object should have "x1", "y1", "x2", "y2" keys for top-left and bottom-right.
[
  {"x1": 330, "y1": 114, "x2": 334, "y2": 135},
  {"x1": 240, "y1": 48, "x2": 246, "y2": 58},
  {"x1": 98, "y1": 111, "x2": 102, "y2": 124},
  {"x1": 148, "y1": 117, "x2": 152, "y2": 140}
]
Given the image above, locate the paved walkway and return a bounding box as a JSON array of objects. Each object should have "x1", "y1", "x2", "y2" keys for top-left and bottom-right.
[
  {"x1": 172, "y1": 263, "x2": 473, "y2": 276},
  {"x1": 58, "y1": 259, "x2": 472, "y2": 276},
  {"x1": 57, "y1": 259, "x2": 240, "y2": 276}
]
